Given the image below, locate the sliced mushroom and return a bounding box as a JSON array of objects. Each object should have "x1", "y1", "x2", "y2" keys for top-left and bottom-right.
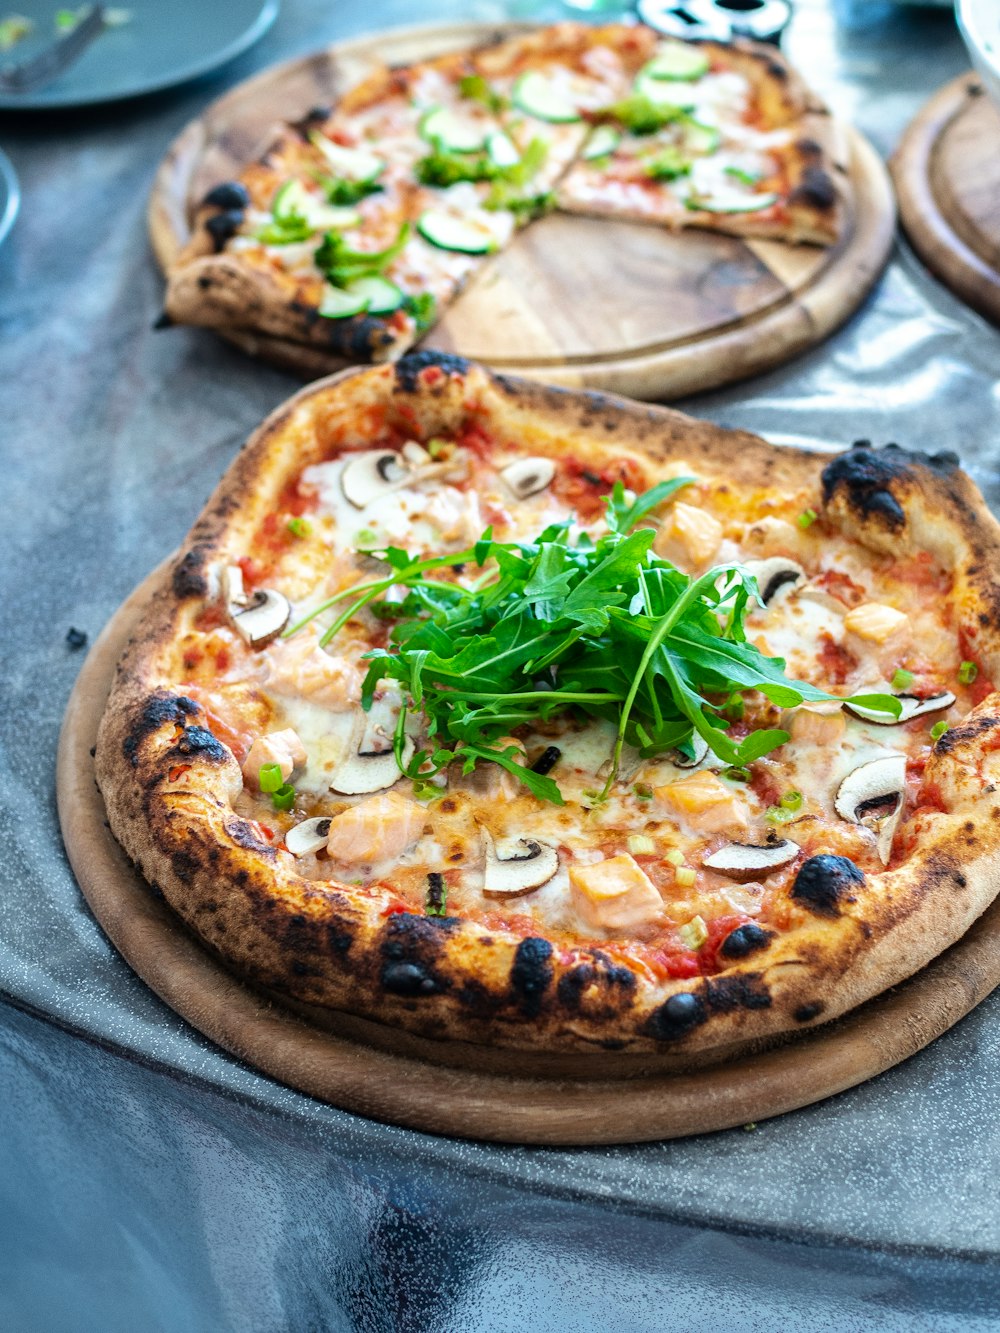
[
  {"x1": 671, "y1": 733, "x2": 708, "y2": 768},
  {"x1": 834, "y1": 753, "x2": 906, "y2": 865},
  {"x1": 846, "y1": 691, "x2": 956, "y2": 725},
  {"x1": 481, "y1": 829, "x2": 559, "y2": 899},
  {"x1": 227, "y1": 582, "x2": 291, "y2": 647},
  {"x1": 702, "y1": 839, "x2": 800, "y2": 882},
  {"x1": 743, "y1": 557, "x2": 805, "y2": 605},
  {"x1": 358, "y1": 692, "x2": 403, "y2": 756},
  {"x1": 285, "y1": 817, "x2": 332, "y2": 856},
  {"x1": 329, "y1": 736, "x2": 415, "y2": 795},
  {"x1": 223, "y1": 563, "x2": 247, "y2": 607},
  {"x1": 340, "y1": 447, "x2": 453, "y2": 509},
  {"x1": 340, "y1": 450, "x2": 409, "y2": 508},
  {"x1": 500, "y1": 457, "x2": 556, "y2": 501}
]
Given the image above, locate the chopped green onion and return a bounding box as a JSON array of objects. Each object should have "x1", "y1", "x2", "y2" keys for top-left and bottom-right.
[
  {"x1": 724, "y1": 165, "x2": 760, "y2": 186},
  {"x1": 930, "y1": 720, "x2": 948, "y2": 742},
  {"x1": 628, "y1": 834, "x2": 656, "y2": 855},
  {"x1": 675, "y1": 865, "x2": 696, "y2": 887},
  {"x1": 723, "y1": 766, "x2": 751, "y2": 783},
  {"x1": 797, "y1": 508, "x2": 818, "y2": 530},
  {"x1": 633, "y1": 783, "x2": 653, "y2": 800},
  {"x1": 258, "y1": 762, "x2": 283, "y2": 794},
  {"x1": 766, "y1": 805, "x2": 794, "y2": 824},
  {"x1": 426, "y1": 437, "x2": 448, "y2": 459},
  {"x1": 355, "y1": 528, "x2": 377, "y2": 546},
  {"x1": 959, "y1": 660, "x2": 979, "y2": 685},
  {"x1": 665, "y1": 848, "x2": 685, "y2": 866},
  {"x1": 891, "y1": 668, "x2": 914, "y2": 691},
  {"x1": 679, "y1": 914, "x2": 707, "y2": 949},
  {"x1": 287, "y1": 516, "x2": 311, "y2": 539},
  {"x1": 271, "y1": 783, "x2": 296, "y2": 812},
  {"x1": 780, "y1": 790, "x2": 803, "y2": 812}
]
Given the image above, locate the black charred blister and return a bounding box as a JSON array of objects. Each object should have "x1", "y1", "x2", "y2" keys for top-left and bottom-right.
[
  {"x1": 791, "y1": 854, "x2": 865, "y2": 917},
  {"x1": 719, "y1": 923, "x2": 773, "y2": 959},
  {"x1": 202, "y1": 181, "x2": 250, "y2": 210},
  {"x1": 648, "y1": 991, "x2": 708, "y2": 1042},
  {"x1": 205, "y1": 209, "x2": 245, "y2": 252},
  {"x1": 510, "y1": 937, "x2": 553, "y2": 1017},
  {"x1": 394, "y1": 350, "x2": 470, "y2": 394}
]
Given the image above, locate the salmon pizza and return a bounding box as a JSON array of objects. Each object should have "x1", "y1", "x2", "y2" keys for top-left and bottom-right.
[
  {"x1": 96, "y1": 355, "x2": 1000, "y2": 1065},
  {"x1": 163, "y1": 22, "x2": 848, "y2": 365}
]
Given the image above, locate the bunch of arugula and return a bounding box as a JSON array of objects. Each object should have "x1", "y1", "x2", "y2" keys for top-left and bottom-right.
[
  {"x1": 415, "y1": 136, "x2": 553, "y2": 218},
  {"x1": 286, "y1": 482, "x2": 898, "y2": 805}
]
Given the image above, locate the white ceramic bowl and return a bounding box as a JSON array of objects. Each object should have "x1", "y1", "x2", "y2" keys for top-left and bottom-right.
[{"x1": 958, "y1": 0, "x2": 1000, "y2": 113}]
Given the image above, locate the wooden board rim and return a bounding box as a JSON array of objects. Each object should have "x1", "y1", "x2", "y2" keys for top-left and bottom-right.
[
  {"x1": 56, "y1": 561, "x2": 1000, "y2": 1145},
  {"x1": 891, "y1": 73, "x2": 1000, "y2": 327},
  {"x1": 147, "y1": 20, "x2": 896, "y2": 401}
]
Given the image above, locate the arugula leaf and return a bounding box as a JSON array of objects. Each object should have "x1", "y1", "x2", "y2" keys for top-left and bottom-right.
[
  {"x1": 289, "y1": 484, "x2": 897, "y2": 801},
  {"x1": 603, "y1": 95, "x2": 689, "y2": 135},
  {"x1": 314, "y1": 223, "x2": 410, "y2": 286},
  {"x1": 459, "y1": 73, "x2": 507, "y2": 113}
]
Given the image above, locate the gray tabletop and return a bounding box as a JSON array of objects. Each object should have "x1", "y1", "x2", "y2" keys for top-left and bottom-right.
[{"x1": 3, "y1": 2, "x2": 1000, "y2": 1329}]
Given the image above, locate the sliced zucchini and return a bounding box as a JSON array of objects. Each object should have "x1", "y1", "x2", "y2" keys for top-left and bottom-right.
[
  {"x1": 419, "y1": 105, "x2": 486, "y2": 153},
  {"x1": 344, "y1": 275, "x2": 404, "y2": 314},
  {"x1": 309, "y1": 131, "x2": 384, "y2": 183},
  {"x1": 683, "y1": 119, "x2": 721, "y2": 155},
  {"x1": 512, "y1": 71, "x2": 581, "y2": 124},
  {"x1": 318, "y1": 283, "x2": 370, "y2": 319},
  {"x1": 633, "y1": 70, "x2": 697, "y2": 112},
  {"x1": 685, "y1": 190, "x2": 779, "y2": 214},
  {"x1": 272, "y1": 179, "x2": 360, "y2": 231},
  {"x1": 417, "y1": 209, "x2": 497, "y2": 254},
  {"x1": 486, "y1": 130, "x2": 521, "y2": 168},
  {"x1": 645, "y1": 41, "x2": 710, "y2": 81},
  {"x1": 582, "y1": 125, "x2": 621, "y2": 160}
]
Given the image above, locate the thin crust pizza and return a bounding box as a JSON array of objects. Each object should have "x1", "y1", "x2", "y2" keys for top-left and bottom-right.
[
  {"x1": 162, "y1": 23, "x2": 849, "y2": 364},
  {"x1": 96, "y1": 355, "x2": 1000, "y2": 1066}
]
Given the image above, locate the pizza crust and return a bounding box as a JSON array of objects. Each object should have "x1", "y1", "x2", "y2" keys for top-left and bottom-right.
[{"x1": 95, "y1": 355, "x2": 1000, "y2": 1064}]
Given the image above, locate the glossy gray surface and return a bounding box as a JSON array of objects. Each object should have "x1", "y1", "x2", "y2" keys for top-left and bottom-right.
[
  {"x1": 2, "y1": 1, "x2": 999, "y2": 1325},
  {"x1": 0, "y1": 0, "x2": 279, "y2": 109}
]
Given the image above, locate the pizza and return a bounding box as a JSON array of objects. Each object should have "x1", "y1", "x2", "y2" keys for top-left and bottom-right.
[
  {"x1": 95, "y1": 354, "x2": 1000, "y2": 1067},
  {"x1": 162, "y1": 23, "x2": 848, "y2": 366}
]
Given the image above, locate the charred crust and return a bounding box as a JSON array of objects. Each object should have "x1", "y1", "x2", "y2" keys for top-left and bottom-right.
[
  {"x1": 394, "y1": 350, "x2": 471, "y2": 394},
  {"x1": 202, "y1": 181, "x2": 250, "y2": 211},
  {"x1": 794, "y1": 1001, "x2": 824, "y2": 1023},
  {"x1": 169, "y1": 726, "x2": 228, "y2": 764},
  {"x1": 170, "y1": 851, "x2": 199, "y2": 883},
  {"x1": 719, "y1": 923, "x2": 774, "y2": 959},
  {"x1": 379, "y1": 912, "x2": 453, "y2": 998},
  {"x1": 705, "y1": 973, "x2": 772, "y2": 1013},
  {"x1": 647, "y1": 991, "x2": 708, "y2": 1042},
  {"x1": 291, "y1": 105, "x2": 332, "y2": 133},
  {"x1": 123, "y1": 692, "x2": 198, "y2": 766},
  {"x1": 557, "y1": 963, "x2": 596, "y2": 1011},
  {"x1": 510, "y1": 937, "x2": 554, "y2": 1017},
  {"x1": 205, "y1": 209, "x2": 245, "y2": 252},
  {"x1": 788, "y1": 165, "x2": 837, "y2": 212},
  {"x1": 791, "y1": 854, "x2": 864, "y2": 918},
  {"x1": 172, "y1": 548, "x2": 208, "y2": 598},
  {"x1": 821, "y1": 442, "x2": 915, "y2": 530},
  {"x1": 557, "y1": 954, "x2": 636, "y2": 1013},
  {"x1": 223, "y1": 817, "x2": 276, "y2": 857},
  {"x1": 934, "y1": 714, "x2": 1000, "y2": 755}
]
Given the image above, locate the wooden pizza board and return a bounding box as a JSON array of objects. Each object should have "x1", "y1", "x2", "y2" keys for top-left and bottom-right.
[
  {"x1": 148, "y1": 21, "x2": 896, "y2": 401},
  {"x1": 892, "y1": 74, "x2": 1000, "y2": 327},
  {"x1": 56, "y1": 566, "x2": 1000, "y2": 1145}
]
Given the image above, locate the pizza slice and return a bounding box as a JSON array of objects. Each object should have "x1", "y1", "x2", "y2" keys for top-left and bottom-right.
[{"x1": 557, "y1": 38, "x2": 849, "y2": 244}]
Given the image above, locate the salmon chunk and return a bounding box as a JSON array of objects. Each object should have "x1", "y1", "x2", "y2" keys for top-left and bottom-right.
[
  {"x1": 655, "y1": 771, "x2": 749, "y2": 834},
  {"x1": 569, "y1": 854, "x2": 664, "y2": 932},
  {"x1": 325, "y1": 791, "x2": 425, "y2": 865},
  {"x1": 242, "y1": 728, "x2": 307, "y2": 788}
]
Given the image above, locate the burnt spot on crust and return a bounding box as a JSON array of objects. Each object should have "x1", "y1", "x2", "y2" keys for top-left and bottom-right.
[
  {"x1": 170, "y1": 726, "x2": 228, "y2": 763},
  {"x1": 557, "y1": 954, "x2": 636, "y2": 1014},
  {"x1": 223, "y1": 816, "x2": 276, "y2": 857},
  {"x1": 289, "y1": 301, "x2": 396, "y2": 359},
  {"x1": 647, "y1": 991, "x2": 708, "y2": 1042},
  {"x1": 705, "y1": 973, "x2": 772, "y2": 1013},
  {"x1": 821, "y1": 440, "x2": 960, "y2": 532},
  {"x1": 394, "y1": 350, "x2": 471, "y2": 394},
  {"x1": 788, "y1": 165, "x2": 837, "y2": 212},
  {"x1": 123, "y1": 692, "x2": 199, "y2": 766},
  {"x1": 510, "y1": 937, "x2": 554, "y2": 1018},
  {"x1": 794, "y1": 1001, "x2": 825, "y2": 1023},
  {"x1": 291, "y1": 105, "x2": 332, "y2": 134},
  {"x1": 791, "y1": 854, "x2": 865, "y2": 918},
  {"x1": 205, "y1": 209, "x2": 245, "y2": 252},
  {"x1": 172, "y1": 548, "x2": 208, "y2": 598},
  {"x1": 719, "y1": 923, "x2": 774, "y2": 959},
  {"x1": 202, "y1": 181, "x2": 250, "y2": 210},
  {"x1": 170, "y1": 851, "x2": 199, "y2": 883},
  {"x1": 379, "y1": 912, "x2": 454, "y2": 999},
  {"x1": 934, "y1": 713, "x2": 1000, "y2": 755}
]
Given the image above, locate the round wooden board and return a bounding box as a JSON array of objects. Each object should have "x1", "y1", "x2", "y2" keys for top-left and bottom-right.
[
  {"x1": 148, "y1": 21, "x2": 896, "y2": 401},
  {"x1": 892, "y1": 74, "x2": 1000, "y2": 326},
  {"x1": 57, "y1": 567, "x2": 1000, "y2": 1145}
]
